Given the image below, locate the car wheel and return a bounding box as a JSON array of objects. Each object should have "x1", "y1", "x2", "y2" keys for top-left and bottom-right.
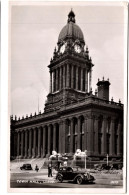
[
  {"x1": 76, "y1": 176, "x2": 83, "y2": 185},
  {"x1": 57, "y1": 175, "x2": 63, "y2": 183}
]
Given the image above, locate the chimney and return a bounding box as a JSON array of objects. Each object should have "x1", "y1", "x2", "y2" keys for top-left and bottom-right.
[{"x1": 97, "y1": 78, "x2": 110, "y2": 101}]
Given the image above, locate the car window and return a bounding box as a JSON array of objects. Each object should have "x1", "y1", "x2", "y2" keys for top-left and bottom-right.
[
  {"x1": 72, "y1": 167, "x2": 81, "y2": 171},
  {"x1": 67, "y1": 167, "x2": 73, "y2": 172}
]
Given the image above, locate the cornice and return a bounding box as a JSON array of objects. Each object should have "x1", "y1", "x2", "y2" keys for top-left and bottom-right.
[
  {"x1": 12, "y1": 96, "x2": 123, "y2": 130},
  {"x1": 48, "y1": 53, "x2": 92, "y2": 69}
]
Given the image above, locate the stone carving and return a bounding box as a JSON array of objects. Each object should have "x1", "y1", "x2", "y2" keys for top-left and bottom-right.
[{"x1": 74, "y1": 149, "x2": 86, "y2": 160}]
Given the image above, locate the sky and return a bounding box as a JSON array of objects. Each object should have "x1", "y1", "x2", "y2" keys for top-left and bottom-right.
[{"x1": 10, "y1": 2, "x2": 126, "y2": 118}]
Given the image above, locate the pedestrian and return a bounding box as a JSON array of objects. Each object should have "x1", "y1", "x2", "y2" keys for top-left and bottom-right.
[
  {"x1": 35, "y1": 164, "x2": 39, "y2": 172},
  {"x1": 48, "y1": 163, "x2": 52, "y2": 177},
  {"x1": 64, "y1": 161, "x2": 67, "y2": 166}
]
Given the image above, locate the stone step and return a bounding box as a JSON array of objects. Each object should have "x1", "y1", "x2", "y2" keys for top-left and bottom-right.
[{"x1": 10, "y1": 158, "x2": 47, "y2": 170}]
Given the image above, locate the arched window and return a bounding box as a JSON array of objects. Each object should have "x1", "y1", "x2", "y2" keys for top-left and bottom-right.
[
  {"x1": 45, "y1": 126, "x2": 48, "y2": 155},
  {"x1": 56, "y1": 124, "x2": 59, "y2": 153},
  {"x1": 66, "y1": 120, "x2": 71, "y2": 153},
  {"x1": 114, "y1": 119, "x2": 119, "y2": 155},
  {"x1": 74, "y1": 118, "x2": 77, "y2": 152},
  {"x1": 19, "y1": 131, "x2": 21, "y2": 156},
  {"x1": 80, "y1": 116, "x2": 84, "y2": 151},
  {"x1": 27, "y1": 130, "x2": 29, "y2": 157},
  {"x1": 36, "y1": 129, "x2": 38, "y2": 156},
  {"x1": 98, "y1": 115, "x2": 103, "y2": 154},
  {"x1": 50, "y1": 125, "x2": 53, "y2": 154},
  {"x1": 106, "y1": 118, "x2": 111, "y2": 154}
]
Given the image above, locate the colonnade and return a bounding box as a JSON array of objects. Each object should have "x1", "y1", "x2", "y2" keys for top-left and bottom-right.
[
  {"x1": 16, "y1": 124, "x2": 59, "y2": 159},
  {"x1": 49, "y1": 64, "x2": 92, "y2": 93},
  {"x1": 16, "y1": 115, "x2": 122, "y2": 159}
]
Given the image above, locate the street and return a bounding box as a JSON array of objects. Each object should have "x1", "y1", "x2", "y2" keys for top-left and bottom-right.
[
  {"x1": 10, "y1": 170, "x2": 123, "y2": 188},
  {"x1": 11, "y1": 180, "x2": 122, "y2": 188}
]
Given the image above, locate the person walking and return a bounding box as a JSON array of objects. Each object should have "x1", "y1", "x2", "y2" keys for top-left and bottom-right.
[
  {"x1": 48, "y1": 163, "x2": 52, "y2": 177},
  {"x1": 35, "y1": 164, "x2": 39, "y2": 172}
]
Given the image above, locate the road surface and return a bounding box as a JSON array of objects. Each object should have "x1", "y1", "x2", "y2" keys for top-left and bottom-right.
[{"x1": 10, "y1": 170, "x2": 123, "y2": 188}]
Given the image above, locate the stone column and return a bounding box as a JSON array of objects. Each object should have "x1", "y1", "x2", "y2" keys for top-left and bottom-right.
[
  {"x1": 94, "y1": 116, "x2": 98, "y2": 155},
  {"x1": 89, "y1": 68, "x2": 92, "y2": 92},
  {"x1": 85, "y1": 69, "x2": 88, "y2": 92},
  {"x1": 63, "y1": 65, "x2": 66, "y2": 88},
  {"x1": 60, "y1": 67, "x2": 62, "y2": 90},
  {"x1": 76, "y1": 66, "x2": 78, "y2": 90},
  {"x1": 81, "y1": 68, "x2": 83, "y2": 91},
  {"x1": 70, "y1": 118, "x2": 74, "y2": 153},
  {"x1": 66, "y1": 64, "x2": 70, "y2": 88},
  {"x1": 24, "y1": 130, "x2": 28, "y2": 158},
  {"x1": 17, "y1": 131, "x2": 20, "y2": 157},
  {"x1": 53, "y1": 70, "x2": 56, "y2": 92},
  {"x1": 117, "y1": 121, "x2": 122, "y2": 156},
  {"x1": 77, "y1": 117, "x2": 81, "y2": 149},
  {"x1": 49, "y1": 71, "x2": 52, "y2": 93},
  {"x1": 101, "y1": 117, "x2": 107, "y2": 155},
  {"x1": 62, "y1": 120, "x2": 66, "y2": 153},
  {"x1": 33, "y1": 128, "x2": 36, "y2": 158},
  {"x1": 59, "y1": 67, "x2": 60, "y2": 90},
  {"x1": 48, "y1": 125, "x2": 51, "y2": 155},
  {"x1": 71, "y1": 65, "x2": 74, "y2": 89},
  {"x1": 42, "y1": 126, "x2": 46, "y2": 157},
  {"x1": 84, "y1": 116, "x2": 87, "y2": 150},
  {"x1": 56, "y1": 68, "x2": 58, "y2": 91},
  {"x1": 21, "y1": 131, "x2": 24, "y2": 158},
  {"x1": 110, "y1": 118, "x2": 115, "y2": 156},
  {"x1": 59, "y1": 122, "x2": 62, "y2": 153},
  {"x1": 29, "y1": 129, "x2": 32, "y2": 158},
  {"x1": 38, "y1": 127, "x2": 41, "y2": 157},
  {"x1": 55, "y1": 69, "x2": 57, "y2": 91},
  {"x1": 53, "y1": 124, "x2": 56, "y2": 151},
  {"x1": 87, "y1": 115, "x2": 94, "y2": 156}
]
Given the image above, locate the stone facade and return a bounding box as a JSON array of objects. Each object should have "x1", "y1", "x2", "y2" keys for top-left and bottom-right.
[{"x1": 10, "y1": 10, "x2": 123, "y2": 161}]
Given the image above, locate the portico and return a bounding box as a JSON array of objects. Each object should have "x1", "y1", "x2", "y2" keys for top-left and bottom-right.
[{"x1": 14, "y1": 110, "x2": 123, "y2": 159}]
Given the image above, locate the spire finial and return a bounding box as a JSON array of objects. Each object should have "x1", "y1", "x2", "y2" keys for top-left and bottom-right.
[
  {"x1": 68, "y1": 9, "x2": 75, "y2": 23},
  {"x1": 86, "y1": 46, "x2": 89, "y2": 53}
]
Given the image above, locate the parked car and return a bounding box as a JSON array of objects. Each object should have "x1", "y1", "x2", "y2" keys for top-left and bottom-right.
[
  {"x1": 94, "y1": 163, "x2": 111, "y2": 170},
  {"x1": 110, "y1": 163, "x2": 123, "y2": 170},
  {"x1": 94, "y1": 164, "x2": 101, "y2": 170},
  {"x1": 100, "y1": 164, "x2": 111, "y2": 170},
  {"x1": 20, "y1": 164, "x2": 33, "y2": 170},
  {"x1": 56, "y1": 166, "x2": 95, "y2": 184}
]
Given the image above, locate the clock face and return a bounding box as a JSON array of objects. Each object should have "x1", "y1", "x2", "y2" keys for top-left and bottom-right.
[
  {"x1": 60, "y1": 42, "x2": 67, "y2": 54},
  {"x1": 60, "y1": 44, "x2": 65, "y2": 53},
  {"x1": 74, "y1": 45, "x2": 81, "y2": 53}
]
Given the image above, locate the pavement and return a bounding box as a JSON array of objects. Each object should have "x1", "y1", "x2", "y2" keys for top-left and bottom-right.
[{"x1": 10, "y1": 168, "x2": 123, "y2": 187}]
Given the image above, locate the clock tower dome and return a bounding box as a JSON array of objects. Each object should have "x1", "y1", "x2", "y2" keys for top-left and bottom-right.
[{"x1": 44, "y1": 10, "x2": 94, "y2": 113}]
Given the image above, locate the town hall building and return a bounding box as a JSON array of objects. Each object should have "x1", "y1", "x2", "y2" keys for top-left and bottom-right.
[{"x1": 10, "y1": 10, "x2": 123, "y2": 161}]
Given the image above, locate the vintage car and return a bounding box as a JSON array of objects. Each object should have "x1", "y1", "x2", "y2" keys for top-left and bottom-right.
[
  {"x1": 20, "y1": 164, "x2": 33, "y2": 170},
  {"x1": 94, "y1": 163, "x2": 112, "y2": 171},
  {"x1": 110, "y1": 163, "x2": 123, "y2": 170},
  {"x1": 56, "y1": 166, "x2": 95, "y2": 184}
]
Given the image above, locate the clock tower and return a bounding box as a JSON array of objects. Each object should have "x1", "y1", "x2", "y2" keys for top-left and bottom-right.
[{"x1": 44, "y1": 10, "x2": 94, "y2": 113}]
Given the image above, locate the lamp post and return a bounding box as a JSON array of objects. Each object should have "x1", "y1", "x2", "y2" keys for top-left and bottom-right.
[
  {"x1": 84, "y1": 150, "x2": 87, "y2": 170},
  {"x1": 107, "y1": 154, "x2": 109, "y2": 166}
]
